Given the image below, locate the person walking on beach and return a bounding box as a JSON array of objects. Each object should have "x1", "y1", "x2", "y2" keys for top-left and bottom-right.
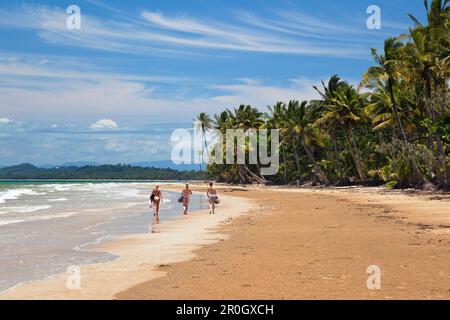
[
  {"x1": 182, "y1": 183, "x2": 192, "y2": 215},
  {"x1": 151, "y1": 185, "x2": 162, "y2": 217},
  {"x1": 207, "y1": 182, "x2": 217, "y2": 214}
]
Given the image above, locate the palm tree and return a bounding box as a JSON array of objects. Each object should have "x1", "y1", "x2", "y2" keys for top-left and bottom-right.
[
  {"x1": 363, "y1": 37, "x2": 427, "y2": 183},
  {"x1": 231, "y1": 105, "x2": 267, "y2": 184},
  {"x1": 283, "y1": 100, "x2": 330, "y2": 185},
  {"x1": 208, "y1": 111, "x2": 234, "y2": 182},
  {"x1": 201, "y1": 1, "x2": 449, "y2": 189},
  {"x1": 228, "y1": 105, "x2": 264, "y2": 130},
  {"x1": 363, "y1": 38, "x2": 411, "y2": 144},
  {"x1": 313, "y1": 75, "x2": 348, "y2": 181},
  {"x1": 317, "y1": 85, "x2": 367, "y2": 182},
  {"x1": 214, "y1": 111, "x2": 232, "y2": 133},
  {"x1": 408, "y1": 0, "x2": 449, "y2": 31},
  {"x1": 403, "y1": 2, "x2": 450, "y2": 186},
  {"x1": 267, "y1": 102, "x2": 289, "y2": 183},
  {"x1": 313, "y1": 74, "x2": 348, "y2": 106},
  {"x1": 365, "y1": 80, "x2": 397, "y2": 132},
  {"x1": 213, "y1": 105, "x2": 267, "y2": 184},
  {"x1": 195, "y1": 112, "x2": 213, "y2": 173}
]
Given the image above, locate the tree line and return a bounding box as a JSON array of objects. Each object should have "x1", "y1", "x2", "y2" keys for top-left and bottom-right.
[
  {"x1": 0, "y1": 163, "x2": 203, "y2": 180},
  {"x1": 196, "y1": 0, "x2": 450, "y2": 190}
]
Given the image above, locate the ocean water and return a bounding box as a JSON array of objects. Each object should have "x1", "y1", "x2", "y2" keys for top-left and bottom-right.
[{"x1": 0, "y1": 181, "x2": 208, "y2": 292}]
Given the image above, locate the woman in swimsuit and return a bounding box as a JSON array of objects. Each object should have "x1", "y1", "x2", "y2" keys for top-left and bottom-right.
[
  {"x1": 151, "y1": 185, "x2": 162, "y2": 217},
  {"x1": 182, "y1": 183, "x2": 192, "y2": 215},
  {"x1": 207, "y1": 182, "x2": 217, "y2": 214}
]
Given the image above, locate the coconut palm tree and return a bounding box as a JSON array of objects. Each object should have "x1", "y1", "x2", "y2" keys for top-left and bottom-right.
[
  {"x1": 363, "y1": 37, "x2": 428, "y2": 184},
  {"x1": 402, "y1": 5, "x2": 450, "y2": 186},
  {"x1": 313, "y1": 74, "x2": 348, "y2": 107},
  {"x1": 317, "y1": 85, "x2": 367, "y2": 182},
  {"x1": 213, "y1": 105, "x2": 267, "y2": 184},
  {"x1": 313, "y1": 75, "x2": 348, "y2": 181},
  {"x1": 408, "y1": 0, "x2": 449, "y2": 31},
  {"x1": 283, "y1": 100, "x2": 330, "y2": 185},
  {"x1": 228, "y1": 105, "x2": 264, "y2": 130},
  {"x1": 267, "y1": 102, "x2": 289, "y2": 183},
  {"x1": 363, "y1": 38, "x2": 410, "y2": 144},
  {"x1": 201, "y1": 1, "x2": 449, "y2": 189},
  {"x1": 214, "y1": 111, "x2": 232, "y2": 133},
  {"x1": 195, "y1": 112, "x2": 213, "y2": 173}
]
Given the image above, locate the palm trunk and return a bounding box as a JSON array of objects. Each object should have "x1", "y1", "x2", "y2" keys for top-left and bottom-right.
[
  {"x1": 332, "y1": 131, "x2": 343, "y2": 182},
  {"x1": 388, "y1": 78, "x2": 409, "y2": 145},
  {"x1": 282, "y1": 146, "x2": 288, "y2": 184},
  {"x1": 237, "y1": 164, "x2": 247, "y2": 184},
  {"x1": 246, "y1": 165, "x2": 267, "y2": 184},
  {"x1": 292, "y1": 142, "x2": 301, "y2": 178},
  {"x1": 238, "y1": 164, "x2": 267, "y2": 184},
  {"x1": 432, "y1": 78, "x2": 450, "y2": 188},
  {"x1": 202, "y1": 132, "x2": 209, "y2": 180},
  {"x1": 302, "y1": 143, "x2": 330, "y2": 185},
  {"x1": 344, "y1": 126, "x2": 366, "y2": 183},
  {"x1": 203, "y1": 134, "x2": 209, "y2": 157}
]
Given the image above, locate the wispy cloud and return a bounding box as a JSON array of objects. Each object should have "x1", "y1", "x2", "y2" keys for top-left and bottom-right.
[
  {"x1": 0, "y1": 56, "x2": 192, "y2": 86},
  {"x1": 0, "y1": 4, "x2": 370, "y2": 58}
]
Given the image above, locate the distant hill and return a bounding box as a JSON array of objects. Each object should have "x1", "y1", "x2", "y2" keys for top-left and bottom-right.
[
  {"x1": 0, "y1": 163, "x2": 204, "y2": 180},
  {"x1": 0, "y1": 163, "x2": 41, "y2": 174}
]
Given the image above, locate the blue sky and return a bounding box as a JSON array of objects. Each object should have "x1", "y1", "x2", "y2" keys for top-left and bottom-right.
[{"x1": 0, "y1": 0, "x2": 426, "y2": 166}]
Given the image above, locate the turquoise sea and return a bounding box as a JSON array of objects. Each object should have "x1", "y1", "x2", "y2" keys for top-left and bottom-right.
[{"x1": 0, "y1": 180, "x2": 208, "y2": 292}]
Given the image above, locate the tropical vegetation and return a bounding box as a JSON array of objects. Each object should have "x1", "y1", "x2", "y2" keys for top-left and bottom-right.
[
  {"x1": 0, "y1": 164, "x2": 204, "y2": 180},
  {"x1": 199, "y1": 0, "x2": 450, "y2": 190}
]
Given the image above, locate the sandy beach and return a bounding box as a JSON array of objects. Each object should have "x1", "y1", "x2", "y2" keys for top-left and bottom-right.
[
  {"x1": 117, "y1": 185, "x2": 450, "y2": 300},
  {"x1": 0, "y1": 191, "x2": 252, "y2": 300},
  {"x1": 1, "y1": 185, "x2": 449, "y2": 300}
]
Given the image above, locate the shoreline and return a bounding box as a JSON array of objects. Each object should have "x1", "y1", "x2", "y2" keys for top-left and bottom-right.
[
  {"x1": 0, "y1": 189, "x2": 253, "y2": 299},
  {"x1": 3, "y1": 178, "x2": 450, "y2": 192}
]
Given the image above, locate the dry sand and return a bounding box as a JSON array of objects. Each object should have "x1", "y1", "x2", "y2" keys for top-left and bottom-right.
[{"x1": 117, "y1": 185, "x2": 450, "y2": 300}]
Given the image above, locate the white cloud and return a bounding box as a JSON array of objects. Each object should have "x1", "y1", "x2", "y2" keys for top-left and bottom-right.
[
  {"x1": 211, "y1": 78, "x2": 320, "y2": 107},
  {"x1": 0, "y1": 5, "x2": 369, "y2": 58},
  {"x1": 90, "y1": 119, "x2": 119, "y2": 130},
  {"x1": 0, "y1": 56, "x2": 189, "y2": 84},
  {"x1": 0, "y1": 75, "x2": 322, "y2": 123},
  {"x1": 0, "y1": 117, "x2": 13, "y2": 124},
  {"x1": 0, "y1": 54, "x2": 327, "y2": 124},
  {"x1": 0, "y1": 55, "x2": 324, "y2": 123}
]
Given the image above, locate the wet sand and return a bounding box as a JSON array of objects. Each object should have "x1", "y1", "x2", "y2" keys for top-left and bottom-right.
[
  {"x1": 0, "y1": 192, "x2": 252, "y2": 299},
  {"x1": 117, "y1": 186, "x2": 450, "y2": 300}
]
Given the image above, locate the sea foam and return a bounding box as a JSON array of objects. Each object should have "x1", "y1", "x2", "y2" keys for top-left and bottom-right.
[{"x1": 0, "y1": 189, "x2": 40, "y2": 204}]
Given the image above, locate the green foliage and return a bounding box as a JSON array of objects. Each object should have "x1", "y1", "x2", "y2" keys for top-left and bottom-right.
[
  {"x1": 385, "y1": 180, "x2": 399, "y2": 189},
  {"x1": 0, "y1": 164, "x2": 204, "y2": 180},
  {"x1": 201, "y1": 0, "x2": 450, "y2": 189}
]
